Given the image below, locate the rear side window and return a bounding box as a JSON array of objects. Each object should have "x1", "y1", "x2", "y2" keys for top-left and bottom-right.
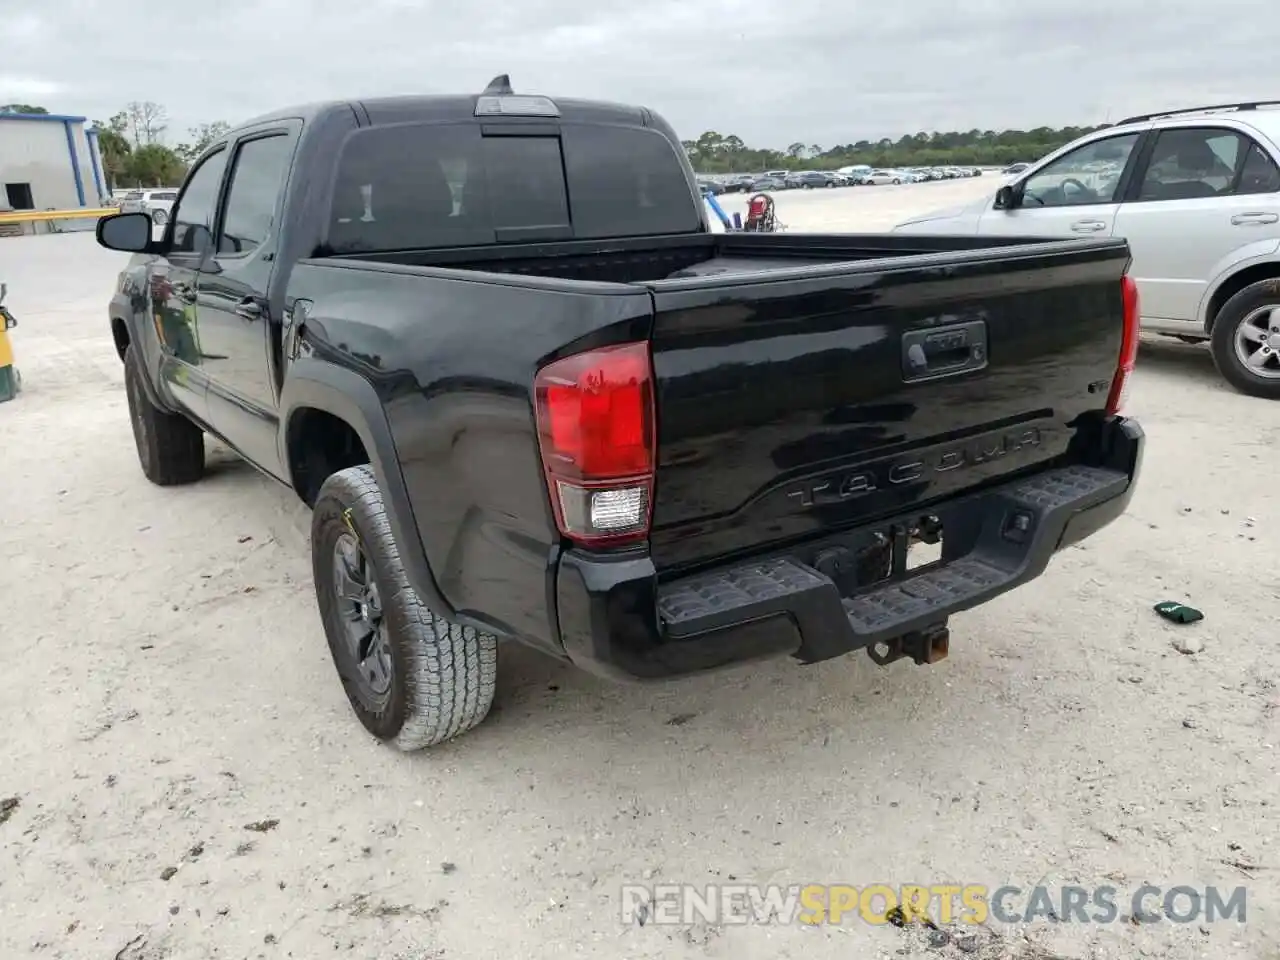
[
  {"x1": 325, "y1": 121, "x2": 698, "y2": 253},
  {"x1": 1137, "y1": 128, "x2": 1242, "y2": 201},
  {"x1": 1238, "y1": 142, "x2": 1280, "y2": 194},
  {"x1": 218, "y1": 134, "x2": 294, "y2": 255}
]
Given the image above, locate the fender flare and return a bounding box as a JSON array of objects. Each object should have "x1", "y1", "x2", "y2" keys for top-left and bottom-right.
[
  {"x1": 111, "y1": 305, "x2": 178, "y2": 414},
  {"x1": 1196, "y1": 242, "x2": 1280, "y2": 332},
  {"x1": 278, "y1": 357, "x2": 459, "y2": 622}
]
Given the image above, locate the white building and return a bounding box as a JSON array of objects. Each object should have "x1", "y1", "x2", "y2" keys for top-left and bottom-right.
[{"x1": 0, "y1": 111, "x2": 107, "y2": 212}]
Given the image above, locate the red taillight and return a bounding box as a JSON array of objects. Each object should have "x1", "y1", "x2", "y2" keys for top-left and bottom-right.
[
  {"x1": 1106, "y1": 274, "x2": 1140, "y2": 416},
  {"x1": 534, "y1": 341, "x2": 656, "y2": 547}
]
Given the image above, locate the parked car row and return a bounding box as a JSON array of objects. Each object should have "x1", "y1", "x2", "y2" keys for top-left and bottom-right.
[{"x1": 698, "y1": 165, "x2": 986, "y2": 194}]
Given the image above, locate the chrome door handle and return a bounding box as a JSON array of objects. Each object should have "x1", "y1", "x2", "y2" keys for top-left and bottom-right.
[
  {"x1": 1231, "y1": 212, "x2": 1279, "y2": 225},
  {"x1": 1071, "y1": 220, "x2": 1107, "y2": 233}
]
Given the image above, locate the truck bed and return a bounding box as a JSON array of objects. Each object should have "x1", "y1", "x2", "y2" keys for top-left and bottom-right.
[
  {"x1": 313, "y1": 231, "x2": 1132, "y2": 583},
  {"x1": 330, "y1": 231, "x2": 1081, "y2": 286}
]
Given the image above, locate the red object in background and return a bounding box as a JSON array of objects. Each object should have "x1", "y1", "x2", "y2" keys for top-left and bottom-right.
[{"x1": 747, "y1": 196, "x2": 767, "y2": 221}]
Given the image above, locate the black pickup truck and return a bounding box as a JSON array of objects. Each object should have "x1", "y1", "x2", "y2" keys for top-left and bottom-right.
[{"x1": 97, "y1": 76, "x2": 1144, "y2": 751}]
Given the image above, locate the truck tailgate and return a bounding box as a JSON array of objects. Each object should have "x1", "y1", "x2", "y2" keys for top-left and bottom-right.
[{"x1": 644, "y1": 238, "x2": 1131, "y2": 574}]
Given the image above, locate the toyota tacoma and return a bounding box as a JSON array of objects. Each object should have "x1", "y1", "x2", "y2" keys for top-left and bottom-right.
[{"x1": 96, "y1": 76, "x2": 1144, "y2": 750}]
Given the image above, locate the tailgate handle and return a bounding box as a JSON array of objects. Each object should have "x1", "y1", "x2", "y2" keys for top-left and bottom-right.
[{"x1": 901, "y1": 321, "x2": 988, "y2": 383}]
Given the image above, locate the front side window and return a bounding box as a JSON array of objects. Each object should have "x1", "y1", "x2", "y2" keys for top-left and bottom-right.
[
  {"x1": 170, "y1": 149, "x2": 227, "y2": 256},
  {"x1": 1019, "y1": 133, "x2": 1141, "y2": 207},
  {"x1": 218, "y1": 135, "x2": 293, "y2": 255}
]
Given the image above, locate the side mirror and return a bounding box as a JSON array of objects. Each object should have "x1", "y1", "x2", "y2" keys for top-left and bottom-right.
[
  {"x1": 96, "y1": 212, "x2": 154, "y2": 253},
  {"x1": 994, "y1": 184, "x2": 1021, "y2": 210}
]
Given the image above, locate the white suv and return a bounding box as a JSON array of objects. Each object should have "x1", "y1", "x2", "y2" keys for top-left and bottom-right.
[
  {"x1": 118, "y1": 188, "x2": 179, "y2": 226},
  {"x1": 893, "y1": 100, "x2": 1280, "y2": 399}
]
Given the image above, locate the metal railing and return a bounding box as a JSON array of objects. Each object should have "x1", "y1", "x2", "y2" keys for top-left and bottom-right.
[
  {"x1": 0, "y1": 206, "x2": 117, "y2": 238},
  {"x1": 0, "y1": 206, "x2": 117, "y2": 224}
]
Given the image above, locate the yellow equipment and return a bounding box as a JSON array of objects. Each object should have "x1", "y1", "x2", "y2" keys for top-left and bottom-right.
[{"x1": 0, "y1": 283, "x2": 20, "y2": 403}]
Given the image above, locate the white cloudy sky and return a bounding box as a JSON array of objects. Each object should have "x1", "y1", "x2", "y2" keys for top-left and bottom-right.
[{"x1": 3, "y1": 0, "x2": 1278, "y2": 147}]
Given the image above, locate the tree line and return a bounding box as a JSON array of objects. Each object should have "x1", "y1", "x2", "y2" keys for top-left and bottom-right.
[
  {"x1": 681, "y1": 126, "x2": 1107, "y2": 173},
  {"x1": 91, "y1": 103, "x2": 229, "y2": 194},
  {"x1": 2, "y1": 101, "x2": 228, "y2": 194}
]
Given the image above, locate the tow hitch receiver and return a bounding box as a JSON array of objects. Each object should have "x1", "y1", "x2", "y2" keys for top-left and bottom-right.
[{"x1": 866, "y1": 622, "x2": 950, "y2": 667}]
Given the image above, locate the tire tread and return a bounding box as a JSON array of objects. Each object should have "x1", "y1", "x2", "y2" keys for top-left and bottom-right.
[
  {"x1": 313, "y1": 465, "x2": 497, "y2": 751},
  {"x1": 123, "y1": 344, "x2": 204, "y2": 485},
  {"x1": 1209, "y1": 280, "x2": 1280, "y2": 400}
]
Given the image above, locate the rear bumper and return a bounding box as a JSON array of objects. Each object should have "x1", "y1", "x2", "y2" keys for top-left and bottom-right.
[{"x1": 555, "y1": 416, "x2": 1144, "y2": 682}]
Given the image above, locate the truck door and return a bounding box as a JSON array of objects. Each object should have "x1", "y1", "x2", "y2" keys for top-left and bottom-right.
[
  {"x1": 195, "y1": 124, "x2": 299, "y2": 478},
  {"x1": 152, "y1": 146, "x2": 230, "y2": 423}
]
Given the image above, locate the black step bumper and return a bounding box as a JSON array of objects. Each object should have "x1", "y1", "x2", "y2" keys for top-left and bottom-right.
[{"x1": 554, "y1": 417, "x2": 1143, "y2": 682}]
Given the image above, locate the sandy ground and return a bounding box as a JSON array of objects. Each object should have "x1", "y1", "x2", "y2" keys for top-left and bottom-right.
[{"x1": 1, "y1": 178, "x2": 1278, "y2": 960}]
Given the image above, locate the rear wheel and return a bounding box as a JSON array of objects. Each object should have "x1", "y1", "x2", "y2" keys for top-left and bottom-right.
[
  {"x1": 151, "y1": 209, "x2": 168, "y2": 226},
  {"x1": 1210, "y1": 280, "x2": 1280, "y2": 399},
  {"x1": 123, "y1": 344, "x2": 204, "y2": 485},
  {"x1": 312, "y1": 465, "x2": 498, "y2": 750}
]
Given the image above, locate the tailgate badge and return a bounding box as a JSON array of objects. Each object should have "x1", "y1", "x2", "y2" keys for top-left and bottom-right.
[{"x1": 902, "y1": 320, "x2": 988, "y2": 383}]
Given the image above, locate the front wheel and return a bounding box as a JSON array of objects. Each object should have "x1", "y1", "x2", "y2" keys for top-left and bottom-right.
[
  {"x1": 151, "y1": 209, "x2": 168, "y2": 226},
  {"x1": 312, "y1": 465, "x2": 498, "y2": 750},
  {"x1": 123, "y1": 343, "x2": 204, "y2": 485},
  {"x1": 1210, "y1": 281, "x2": 1280, "y2": 399},
  {"x1": 893, "y1": 179, "x2": 901, "y2": 185}
]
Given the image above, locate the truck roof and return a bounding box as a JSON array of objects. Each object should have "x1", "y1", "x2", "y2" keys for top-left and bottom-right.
[{"x1": 236, "y1": 91, "x2": 653, "y2": 134}]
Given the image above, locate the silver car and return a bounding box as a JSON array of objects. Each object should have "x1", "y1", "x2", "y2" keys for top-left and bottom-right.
[{"x1": 893, "y1": 99, "x2": 1280, "y2": 399}]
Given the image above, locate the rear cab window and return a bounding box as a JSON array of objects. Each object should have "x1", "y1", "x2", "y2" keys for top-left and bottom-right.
[{"x1": 325, "y1": 120, "x2": 700, "y2": 253}]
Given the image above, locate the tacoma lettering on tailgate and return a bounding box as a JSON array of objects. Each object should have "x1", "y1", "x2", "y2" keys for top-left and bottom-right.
[{"x1": 786, "y1": 427, "x2": 1043, "y2": 508}]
